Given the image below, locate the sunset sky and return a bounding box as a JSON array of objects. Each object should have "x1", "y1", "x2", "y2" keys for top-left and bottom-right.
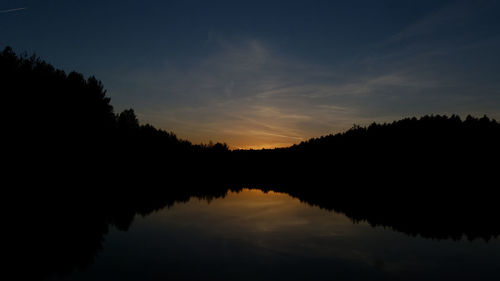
[{"x1": 2, "y1": 0, "x2": 500, "y2": 148}]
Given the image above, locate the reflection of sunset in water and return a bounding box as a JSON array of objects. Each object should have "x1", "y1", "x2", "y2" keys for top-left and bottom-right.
[
  {"x1": 147, "y1": 188, "x2": 372, "y2": 259},
  {"x1": 64, "y1": 188, "x2": 500, "y2": 281}
]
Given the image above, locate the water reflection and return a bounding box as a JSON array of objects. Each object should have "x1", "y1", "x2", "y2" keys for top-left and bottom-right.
[{"x1": 41, "y1": 188, "x2": 500, "y2": 281}]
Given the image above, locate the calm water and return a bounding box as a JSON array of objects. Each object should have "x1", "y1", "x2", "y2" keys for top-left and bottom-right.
[{"x1": 49, "y1": 189, "x2": 500, "y2": 281}]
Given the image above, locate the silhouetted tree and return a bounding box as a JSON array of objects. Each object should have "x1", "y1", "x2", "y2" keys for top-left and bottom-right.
[{"x1": 117, "y1": 109, "x2": 139, "y2": 131}]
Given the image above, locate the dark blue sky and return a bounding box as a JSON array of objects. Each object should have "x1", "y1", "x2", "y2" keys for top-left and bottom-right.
[{"x1": 2, "y1": 0, "x2": 500, "y2": 148}]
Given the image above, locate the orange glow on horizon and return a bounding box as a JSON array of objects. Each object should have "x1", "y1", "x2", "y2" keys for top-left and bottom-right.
[{"x1": 231, "y1": 143, "x2": 292, "y2": 150}]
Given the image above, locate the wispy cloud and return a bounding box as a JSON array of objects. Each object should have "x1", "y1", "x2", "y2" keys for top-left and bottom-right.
[
  {"x1": 0, "y1": 7, "x2": 27, "y2": 14},
  {"x1": 107, "y1": 27, "x2": 500, "y2": 148},
  {"x1": 112, "y1": 39, "x2": 363, "y2": 147}
]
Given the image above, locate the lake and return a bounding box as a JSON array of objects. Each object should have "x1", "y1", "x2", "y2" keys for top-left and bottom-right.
[{"x1": 45, "y1": 188, "x2": 500, "y2": 281}]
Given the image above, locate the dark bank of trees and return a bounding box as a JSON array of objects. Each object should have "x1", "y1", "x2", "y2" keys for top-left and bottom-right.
[
  {"x1": 3, "y1": 44, "x2": 500, "y2": 210},
  {"x1": 289, "y1": 113, "x2": 500, "y2": 174},
  {"x1": 292, "y1": 113, "x2": 499, "y2": 161},
  {"x1": 231, "y1": 114, "x2": 500, "y2": 186},
  {"x1": 3, "y1": 45, "x2": 500, "y2": 206},
  {"x1": 3, "y1": 45, "x2": 499, "y2": 185},
  {"x1": 0, "y1": 45, "x2": 231, "y2": 156},
  {"x1": 1, "y1": 46, "x2": 229, "y2": 185}
]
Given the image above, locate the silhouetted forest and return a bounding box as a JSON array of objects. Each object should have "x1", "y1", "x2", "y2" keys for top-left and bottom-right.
[
  {"x1": 3, "y1": 46, "x2": 499, "y2": 184},
  {"x1": 3, "y1": 47, "x2": 500, "y2": 279}
]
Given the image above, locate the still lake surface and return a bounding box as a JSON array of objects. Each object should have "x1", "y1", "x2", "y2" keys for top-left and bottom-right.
[{"x1": 49, "y1": 188, "x2": 500, "y2": 281}]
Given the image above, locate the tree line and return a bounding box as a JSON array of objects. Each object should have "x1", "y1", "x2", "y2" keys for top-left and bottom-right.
[{"x1": 3, "y1": 45, "x2": 500, "y2": 183}]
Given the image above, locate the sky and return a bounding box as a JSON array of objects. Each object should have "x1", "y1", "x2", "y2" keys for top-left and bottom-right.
[{"x1": 2, "y1": 0, "x2": 500, "y2": 149}]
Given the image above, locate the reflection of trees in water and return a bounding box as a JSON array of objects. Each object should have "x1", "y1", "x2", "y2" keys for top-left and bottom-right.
[
  {"x1": 6, "y1": 184, "x2": 238, "y2": 280},
  {"x1": 269, "y1": 185, "x2": 500, "y2": 241},
  {"x1": 7, "y1": 182, "x2": 500, "y2": 280}
]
